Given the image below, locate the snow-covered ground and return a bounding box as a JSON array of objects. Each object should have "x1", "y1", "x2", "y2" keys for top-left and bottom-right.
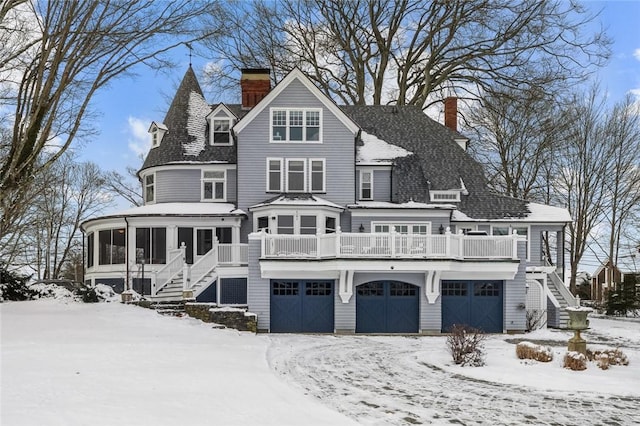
[{"x1": 2, "y1": 299, "x2": 639, "y2": 425}]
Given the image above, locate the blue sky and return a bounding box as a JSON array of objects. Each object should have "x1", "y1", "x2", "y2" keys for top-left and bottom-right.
[{"x1": 79, "y1": 1, "x2": 640, "y2": 271}]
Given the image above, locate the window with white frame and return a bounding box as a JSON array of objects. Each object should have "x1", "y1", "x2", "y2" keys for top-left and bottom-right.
[
  {"x1": 267, "y1": 158, "x2": 283, "y2": 192},
  {"x1": 202, "y1": 170, "x2": 226, "y2": 201},
  {"x1": 373, "y1": 223, "x2": 431, "y2": 234},
  {"x1": 310, "y1": 159, "x2": 325, "y2": 192},
  {"x1": 144, "y1": 174, "x2": 155, "y2": 203},
  {"x1": 271, "y1": 108, "x2": 321, "y2": 142},
  {"x1": 277, "y1": 215, "x2": 294, "y2": 234},
  {"x1": 300, "y1": 215, "x2": 317, "y2": 234},
  {"x1": 492, "y1": 225, "x2": 529, "y2": 259},
  {"x1": 267, "y1": 158, "x2": 325, "y2": 193},
  {"x1": 212, "y1": 119, "x2": 231, "y2": 145},
  {"x1": 360, "y1": 170, "x2": 373, "y2": 200},
  {"x1": 152, "y1": 129, "x2": 159, "y2": 147},
  {"x1": 286, "y1": 159, "x2": 306, "y2": 192}
]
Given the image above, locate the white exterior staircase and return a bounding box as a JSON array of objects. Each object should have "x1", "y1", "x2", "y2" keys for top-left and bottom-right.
[{"x1": 546, "y1": 269, "x2": 577, "y2": 329}]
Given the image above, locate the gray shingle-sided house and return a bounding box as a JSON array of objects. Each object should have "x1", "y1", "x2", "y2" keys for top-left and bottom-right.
[{"x1": 82, "y1": 67, "x2": 576, "y2": 333}]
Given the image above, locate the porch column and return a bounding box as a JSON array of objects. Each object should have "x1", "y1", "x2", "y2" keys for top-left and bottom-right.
[{"x1": 556, "y1": 229, "x2": 564, "y2": 280}]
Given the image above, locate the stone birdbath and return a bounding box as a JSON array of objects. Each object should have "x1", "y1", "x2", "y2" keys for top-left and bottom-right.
[{"x1": 565, "y1": 304, "x2": 593, "y2": 355}]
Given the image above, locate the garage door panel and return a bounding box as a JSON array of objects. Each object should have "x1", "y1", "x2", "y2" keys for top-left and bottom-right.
[
  {"x1": 356, "y1": 281, "x2": 419, "y2": 333},
  {"x1": 441, "y1": 280, "x2": 503, "y2": 333},
  {"x1": 270, "y1": 280, "x2": 334, "y2": 333},
  {"x1": 302, "y1": 282, "x2": 334, "y2": 333}
]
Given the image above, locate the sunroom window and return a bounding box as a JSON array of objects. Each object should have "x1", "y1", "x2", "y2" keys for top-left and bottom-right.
[
  {"x1": 98, "y1": 228, "x2": 126, "y2": 265},
  {"x1": 135, "y1": 227, "x2": 166, "y2": 264}
]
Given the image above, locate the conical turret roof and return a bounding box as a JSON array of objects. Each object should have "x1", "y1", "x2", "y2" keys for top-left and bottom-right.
[{"x1": 140, "y1": 67, "x2": 239, "y2": 172}]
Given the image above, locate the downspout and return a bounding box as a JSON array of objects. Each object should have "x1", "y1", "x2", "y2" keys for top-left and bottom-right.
[{"x1": 124, "y1": 216, "x2": 130, "y2": 291}]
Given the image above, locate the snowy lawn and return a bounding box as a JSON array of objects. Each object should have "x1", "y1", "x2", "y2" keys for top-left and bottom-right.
[{"x1": 2, "y1": 299, "x2": 639, "y2": 425}]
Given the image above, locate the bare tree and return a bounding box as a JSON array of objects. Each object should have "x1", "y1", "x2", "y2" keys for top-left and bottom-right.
[
  {"x1": 104, "y1": 166, "x2": 144, "y2": 208},
  {"x1": 22, "y1": 153, "x2": 112, "y2": 280},
  {"x1": 600, "y1": 95, "x2": 640, "y2": 267},
  {"x1": 466, "y1": 88, "x2": 566, "y2": 201},
  {"x1": 0, "y1": 0, "x2": 223, "y2": 242},
  {"x1": 553, "y1": 86, "x2": 611, "y2": 294},
  {"x1": 203, "y1": 0, "x2": 609, "y2": 107}
]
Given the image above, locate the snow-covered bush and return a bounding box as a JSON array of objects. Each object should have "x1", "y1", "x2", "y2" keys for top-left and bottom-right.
[
  {"x1": 515, "y1": 341, "x2": 553, "y2": 362},
  {"x1": 28, "y1": 282, "x2": 75, "y2": 300},
  {"x1": 563, "y1": 351, "x2": 587, "y2": 371},
  {"x1": 446, "y1": 324, "x2": 486, "y2": 367},
  {"x1": 0, "y1": 268, "x2": 34, "y2": 301},
  {"x1": 587, "y1": 348, "x2": 629, "y2": 370},
  {"x1": 79, "y1": 283, "x2": 119, "y2": 303}
]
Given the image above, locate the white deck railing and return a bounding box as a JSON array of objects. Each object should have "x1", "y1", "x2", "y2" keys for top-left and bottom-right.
[
  {"x1": 218, "y1": 243, "x2": 248, "y2": 265},
  {"x1": 153, "y1": 246, "x2": 185, "y2": 294},
  {"x1": 261, "y1": 231, "x2": 520, "y2": 260}
]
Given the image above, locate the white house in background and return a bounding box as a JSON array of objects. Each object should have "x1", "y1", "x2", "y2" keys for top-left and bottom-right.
[{"x1": 81, "y1": 67, "x2": 575, "y2": 333}]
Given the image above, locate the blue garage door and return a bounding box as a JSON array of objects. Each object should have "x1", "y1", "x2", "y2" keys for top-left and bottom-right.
[
  {"x1": 441, "y1": 280, "x2": 503, "y2": 333},
  {"x1": 356, "y1": 281, "x2": 419, "y2": 333},
  {"x1": 270, "y1": 280, "x2": 334, "y2": 333}
]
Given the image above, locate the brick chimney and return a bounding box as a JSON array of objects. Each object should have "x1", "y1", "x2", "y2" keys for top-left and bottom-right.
[
  {"x1": 241, "y1": 68, "x2": 271, "y2": 109},
  {"x1": 444, "y1": 97, "x2": 457, "y2": 132}
]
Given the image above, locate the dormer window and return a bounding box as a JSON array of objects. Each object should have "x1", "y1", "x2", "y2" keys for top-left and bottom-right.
[
  {"x1": 212, "y1": 119, "x2": 231, "y2": 145},
  {"x1": 430, "y1": 190, "x2": 460, "y2": 202},
  {"x1": 149, "y1": 122, "x2": 167, "y2": 148}
]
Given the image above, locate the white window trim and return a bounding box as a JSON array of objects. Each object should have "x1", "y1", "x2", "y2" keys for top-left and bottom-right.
[
  {"x1": 491, "y1": 224, "x2": 530, "y2": 261},
  {"x1": 309, "y1": 158, "x2": 326, "y2": 193},
  {"x1": 285, "y1": 158, "x2": 307, "y2": 192},
  {"x1": 266, "y1": 157, "x2": 283, "y2": 192},
  {"x1": 430, "y1": 190, "x2": 461, "y2": 202},
  {"x1": 371, "y1": 222, "x2": 432, "y2": 235},
  {"x1": 144, "y1": 172, "x2": 156, "y2": 204},
  {"x1": 201, "y1": 169, "x2": 226, "y2": 202},
  {"x1": 210, "y1": 117, "x2": 233, "y2": 146},
  {"x1": 252, "y1": 208, "x2": 339, "y2": 235},
  {"x1": 270, "y1": 108, "x2": 323, "y2": 143},
  {"x1": 359, "y1": 169, "x2": 373, "y2": 200}
]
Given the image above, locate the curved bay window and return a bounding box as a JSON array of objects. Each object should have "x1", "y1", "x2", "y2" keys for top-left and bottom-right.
[
  {"x1": 135, "y1": 227, "x2": 166, "y2": 264},
  {"x1": 98, "y1": 228, "x2": 126, "y2": 265}
]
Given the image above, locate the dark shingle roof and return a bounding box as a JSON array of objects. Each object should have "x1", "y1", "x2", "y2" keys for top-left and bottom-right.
[
  {"x1": 340, "y1": 105, "x2": 528, "y2": 219},
  {"x1": 140, "y1": 69, "x2": 527, "y2": 220},
  {"x1": 140, "y1": 68, "x2": 246, "y2": 172}
]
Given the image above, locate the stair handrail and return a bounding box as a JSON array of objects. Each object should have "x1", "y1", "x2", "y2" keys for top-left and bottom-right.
[
  {"x1": 189, "y1": 244, "x2": 219, "y2": 290},
  {"x1": 153, "y1": 245, "x2": 186, "y2": 295},
  {"x1": 545, "y1": 260, "x2": 577, "y2": 307}
]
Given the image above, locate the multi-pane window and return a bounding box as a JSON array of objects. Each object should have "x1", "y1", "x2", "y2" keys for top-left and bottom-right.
[
  {"x1": 474, "y1": 282, "x2": 500, "y2": 297},
  {"x1": 202, "y1": 170, "x2": 225, "y2": 201},
  {"x1": 357, "y1": 282, "x2": 384, "y2": 296},
  {"x1": 98, "y1": 229, "x2": 126, "y2": 265},
  {"x1": 441, "y1": 281, "x2": 467, "y2": 296},
  {"x1": 272, "y1": 281, "x2": 299, "y2": 296},
  {"x1": 300, "y1": 215, "x2": 316, "y2": 235},
  {"x1": 271, "y1": 108, "x2": 322, "y2": 142},
  {"x1": 286, "y1": 159, "x2": 305, "y2": 192},
  {"x1": 145, "y1": 174, "x2": 155, "y2": 203},
  {"x1": 360, "y1": 170, "x2": 372, "y2": 200},
  {"x1": 277, "y1": 216, "x2": 294, "y2": 234},
  {"x1": 267, "y1": 158, "x2": 324, "y2": 193},
  {"x1": 306, "y1": 281, "x2": 332, "y2": 296},
  {"x1": 267, "y1": 158, "x2": 282, "y2": 192},
  {"x1": 310, "y1": 159, "x2": 325, "y2": 192},
  {"x1": 390, "y1": 282, "x2": 417, "y2": 296},
  {"x1": 135, "y1": 227, "x2": 166, "y2": 264},
  {"x1": 212, "y1": 119, "x2": 231, "y2": 145},
  {"x1": 374, "y1": 223, "x2": 431, "y2": 235}
]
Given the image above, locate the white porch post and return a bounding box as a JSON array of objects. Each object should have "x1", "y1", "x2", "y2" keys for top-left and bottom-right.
[
  {"x1": 180, "y1": 242, "x2": 193, "y2": 299},
  {"x1": 335, "y1": 226, "x2": 342, "y2": 257},
  {"x1": 512, "y1": 229, "x2": 519, "y2": 260},
  {"x1": 445, "y1": 227, "x2": 451, "y2": 257}
]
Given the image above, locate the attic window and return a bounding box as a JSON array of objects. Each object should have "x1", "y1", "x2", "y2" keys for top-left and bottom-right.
[
  {"x1": 430, "y1": 190, "x2": 460, "y2": 202},
  {"x1": 212, "y1": 119, "x2": 232, "y2": 145},
  {"x1": 149, "y1": 123, "x2": 166, "y2": 148},
  {"x1": 271, "y1": 108, "x2": 322, "y2": 143}
]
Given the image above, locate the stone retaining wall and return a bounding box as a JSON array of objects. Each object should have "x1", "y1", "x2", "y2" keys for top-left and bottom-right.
[{"x1": 185, "y1": 303, "x2": 257, "y2": 333}]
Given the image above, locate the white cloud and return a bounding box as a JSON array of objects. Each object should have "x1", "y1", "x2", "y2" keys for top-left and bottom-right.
[
  {"x1": 633, "y1": 48, "x2": 640, "y2": 61},
  {"x1": 127, "y1": 116, "x2": 151, "y2": 157}
]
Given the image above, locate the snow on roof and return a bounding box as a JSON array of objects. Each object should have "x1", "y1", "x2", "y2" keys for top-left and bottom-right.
[
  {"x1": 356, "y1": 130, "x2": 412, "y2": 163},
  {"x1": 184, "y1": 91, "x2": 211, "y2": 156},
  {"x1": 452, "y1": 202, "x2": 571, "y2": 223},
  {"x1": 250, "y1": 195, "x2": 344, "y2": 211},
  {"x1": 85, "y1": 203, "x2": 245, "y2": 223},
  {"x1": 349, "y1": 201, "x2": 456, "y2": 209}
]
